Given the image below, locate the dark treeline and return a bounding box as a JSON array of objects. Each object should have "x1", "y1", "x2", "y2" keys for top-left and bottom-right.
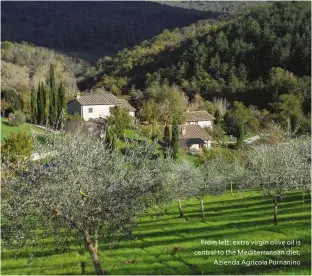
[
  {"x1": 1, "y1": 1, "x2": 223, "y2": 61},
  {"x1": 157, "y1": 1, "x2": 262, "y2": 14}
]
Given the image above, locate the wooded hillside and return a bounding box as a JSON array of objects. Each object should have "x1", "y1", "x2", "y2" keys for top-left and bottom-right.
[
  {"x1": 88, "y1": 2, "x2": 310, "y2": 115},
  {"x1": 1, "y1": 42, "x2": 95, "y2": 95}
]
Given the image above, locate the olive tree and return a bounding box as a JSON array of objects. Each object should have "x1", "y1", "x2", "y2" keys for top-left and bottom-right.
[
  {"x1": 1, "y1": 133, "x2": 175, "y2": 275},
  {"x1": 243, "y1": 139, "x2": 310, "y2": 225},
  {"x1": 195, "y1": 158, "x2": 228, "y2": 221},
  {"x1": 167, "y1": 160, "x2": 203, "y2": 218}
]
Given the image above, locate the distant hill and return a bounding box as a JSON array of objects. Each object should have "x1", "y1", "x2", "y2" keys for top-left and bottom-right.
[
  {"x1": 156, "y1": 1, "x2": 261, "y2": 14},
  {"x1": 1, "y1": 1, "x2": 223, "y2": 62}
]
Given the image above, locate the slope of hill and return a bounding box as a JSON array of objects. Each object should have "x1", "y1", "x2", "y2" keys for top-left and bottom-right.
[
  {"x1": 1, "y1": 1, "x2": 222, "y2": 61},
  {"x1": 156, "y1": 0, "x2": 261, "y2": 14},
  {"x1": 1, "y1": 41, "x2": 96, "y2": 110},
  {"x1": 87, "y1": 1, "x2": 310, "y2": 113}
]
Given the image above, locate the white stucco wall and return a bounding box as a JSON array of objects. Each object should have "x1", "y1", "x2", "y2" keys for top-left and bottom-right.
[
  {"x1": 198, "y1": 121, "x2": 213, "y2": 128},
  {"x1": 189, "y1": 144, "x2": 200, "y2": 150},
  {"x1": 189, "y1": 140, "x2": 211, "y2": 150},
  {"x1": 187, "y1": 120, "x2": 213, "y2": 128},
  {"x1": 205, "y1": 140, "x2": 211, "y2": 148},
  {"x1": 82, "y1": 105, "x2": 115, "y2": 121}
]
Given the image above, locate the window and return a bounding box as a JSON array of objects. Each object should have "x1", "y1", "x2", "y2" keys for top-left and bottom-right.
[{"x1": 88, "y1": 108, "x2": 93, "y2": 113}]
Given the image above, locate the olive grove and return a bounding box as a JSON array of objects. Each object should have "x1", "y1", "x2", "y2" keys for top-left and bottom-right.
[
  {"x1": 1, "y1": 133, "x2": 181, "y2": 275},
  {"x1": 242, "y1": 138, "x2": 311, "y2": 225}
]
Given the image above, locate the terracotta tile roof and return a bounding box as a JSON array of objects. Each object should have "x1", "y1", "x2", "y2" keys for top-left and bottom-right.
[
  {"x1": 186, "y1": 111, "x2": 215, "y2": 122},
  {"x1": 179, "y1": 125, "x2": 212, "y2": 141},
  {"x1": 76, "y1": 93, "x2": 119, "y2": 105},
  {"x1": 117, "y1": 99, "x2": 136, "y2": 112}
]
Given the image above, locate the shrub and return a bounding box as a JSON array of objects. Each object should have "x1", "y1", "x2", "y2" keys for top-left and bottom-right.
[
  {"x1": 8, "y1": 111, "x2": 26, "y2": 126},
  {"x1": 64, "y1": 114, "x2": 86, "y2": 133},
  {"x1": 106, "y1": 106, "x2": 133, "y2": 138},
  {"x1": 1, "y1": 132, "x2": 33, "y2": 164},
  {"x1": 139, "y1": 125, "x2": 164, "y2": 140}
]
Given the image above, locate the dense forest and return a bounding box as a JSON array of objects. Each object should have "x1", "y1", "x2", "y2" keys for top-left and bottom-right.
[
  {"x1": 157, "y1": 0, "x2": 261, "y2": 14},
  {"x1": 84, "y1": 2, "x2": 310, "y2": 127},
  {"x1": 1, "y1": 1, "x2": 224, "y2": 61}
]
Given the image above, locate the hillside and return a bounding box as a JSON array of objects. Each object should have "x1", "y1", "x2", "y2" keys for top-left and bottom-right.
[
  {"x1": 1, "y1": 41, "x2": 97, "y2": 117},
  {"x1": 1, "y1": 42, "x2": 96, "y2": 94},
  {"x1": 1, "y1": 1, "x2": 223, "y2": 61},
  {"x1": 156, "y1": 0, "x2": 261, "y2": 14},
  {"x1": 87, "y1": 1, "x2": 310, "y2": 114}
]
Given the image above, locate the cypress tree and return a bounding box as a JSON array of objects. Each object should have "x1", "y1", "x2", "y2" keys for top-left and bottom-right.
[
  {"x1": 171, "y1": 117, "x2": 179, "y2": 159},
  {"x1": 43, "y1": 84, "x2": 50, "y2": 125},
  {"x1": 49, "y1": 64, "x2": 58, "y2": 126},
  {"x1": 58, "y1": 82, "x2": 66, "y2": 128},
  {"x1": 37, "y1": 83, "x2": 45, "y2": 125},
  {"x1": 290, "y1": 114, "x2": 298, "y2": 133},
  {"x1": 163, "y1": 125, "x2": 170, "y2": 158},
  {"x1": 236, "y1": 123, "x2": 244, "y2": 147},
  {"x1": 215, "y1": 109, "x2": 221, "y2": 127},
  {"x1": 30, "y1": 86, "x2": 37, "y2": 124}
]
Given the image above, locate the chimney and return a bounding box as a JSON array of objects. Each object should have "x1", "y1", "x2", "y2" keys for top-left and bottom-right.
[
  {"x1": 181, "y1": 126, "x2": 186, "y2": 136},
  {"x1": 76, "y1": 93, "x2": 80, "y2": 99}
]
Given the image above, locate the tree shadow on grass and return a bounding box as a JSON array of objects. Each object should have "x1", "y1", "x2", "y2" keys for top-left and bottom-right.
[
  {"x1": 101, "y1": 216, "x2": 311, "y2": 251},
  {"x1": 1, "y1": 261, "x2": 84, "y2": 275},
  {"x1": 181, "y1": 202, "x2": 310, "y2": 220}
]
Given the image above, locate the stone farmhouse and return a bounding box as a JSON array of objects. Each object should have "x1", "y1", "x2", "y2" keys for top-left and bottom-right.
[
  {"x1": 179, "y1": 110, "x2": 215, "y2": 151},
  {"x1": 67, "y1": 92, "x2": 135, "y2": 121}
]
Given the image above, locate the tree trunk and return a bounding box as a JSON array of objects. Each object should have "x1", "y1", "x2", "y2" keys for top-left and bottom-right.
[
  {"x1": 200, "y1": 199, "x2": 205, "y2": 221},
  {"x1": 80, "y1": 262, "x2": 86, "y2": 275},
  {"x1": 178, "y1": 198, "x2": 183, "y2": 217},
  {"x1": 273, "y1": 197, "x2": 278, "y2": 225},
  {"x1": 94, "y1": 226, "x2": 99, "y2": 254},
  {"x1": 84, "y1": 230, "x2": 104, "y2": 275}
]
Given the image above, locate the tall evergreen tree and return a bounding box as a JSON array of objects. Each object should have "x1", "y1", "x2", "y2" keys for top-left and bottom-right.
[
  {"x1": 236, "y1": 123, "x2": 244, "y2": 147},
  {"x1": 290, "y1": 114, "x2": 298, "y2": 133},
  {"x1": 215, "y1": 109, "x2": 222, "y2": 127},
  {"x1": 30, "y1": 86, "x2": 37, "y2": 124},
  {"x1": 37, "y1": 83, "x2": 45, "y2": 125},
  {"x1": 58, "y1": 82, "x2": 66, "y2": 128},
  {"x1": 43, "y1": 83, "x2": 50, "y2": 125},
  {"x1": 171, "y1": 117, "x2": 179, "y2": 159},
  {"x1": 163, "y1": 124, "x2": 170, "y2": 158},
  {"x1": 49, "y1": 64, "x2": 58, "y2": 127}
]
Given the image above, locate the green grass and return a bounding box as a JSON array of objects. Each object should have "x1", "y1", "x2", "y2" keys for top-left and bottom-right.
[
  {"x1": 1, "y1": 191, "x2": 310, "y2": 275},
  {"x1": 1, "y1": 118, "x2": 45, "y2": 140}
]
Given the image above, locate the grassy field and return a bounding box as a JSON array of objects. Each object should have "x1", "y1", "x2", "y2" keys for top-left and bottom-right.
[
  {"x1": 1, "y1": 118, "x2": 45, "y2": 140},
  {"x1": 1, "y1": 191, "x2": 310, "y2": 275}
]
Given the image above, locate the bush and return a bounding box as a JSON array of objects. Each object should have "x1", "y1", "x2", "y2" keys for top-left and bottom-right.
[
  {"x1": 1, "y1": 132, "x2": 33, "y2": 164},
  {"x1": 8, "y1": 111, "x2": 26, "y2": 126},
  {"x1": 139, "y1": 125, "x2": 164, "y2": 140},
  {"x1": 64, "y1": 114, "x2": 86, "y2": 133},
  {"x1": 198, "y1": 147, "x2": 240, "y2": 164}
]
